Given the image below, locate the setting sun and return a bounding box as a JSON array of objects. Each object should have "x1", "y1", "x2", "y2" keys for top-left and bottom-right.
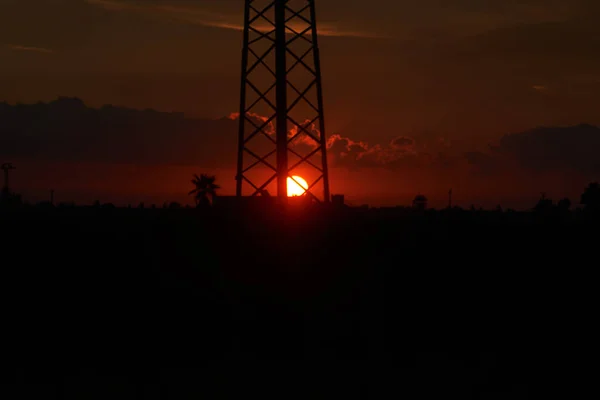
[{"x1": 287, "y1": 176, "x2": 308, "y2": 197}]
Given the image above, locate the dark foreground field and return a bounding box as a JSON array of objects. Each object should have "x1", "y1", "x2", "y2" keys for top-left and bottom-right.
[{"x1": 2, "y1": 205, "x2": 597, "y2": 398}]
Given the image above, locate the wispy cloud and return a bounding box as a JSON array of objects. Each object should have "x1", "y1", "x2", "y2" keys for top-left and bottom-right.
[
  {"x1": 388, "y1": 1, "x2": 576, "y2": 42},
  {"x1": 85, "y1": 0, "x2": 383, "y2": 39},
  {"x1": 8, "y1": 44, "x2": 53, "y2": 54},
  {"x1": 85, "y1": 0, "x2": 129, "y2": 11}
]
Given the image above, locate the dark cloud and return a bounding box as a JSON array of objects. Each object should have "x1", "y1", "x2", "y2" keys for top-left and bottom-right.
[
  {"x1": 0, "y1": 99, "x2": 434, "y2": 175},
  {"x1": 495, "y1": 124, "x2": 600, "y2": 174},
  {"x1": 391, "y1": 136, "x2": 415, "y2": 148},
  {"x1": 464, "y1": 151, "x2": 502, "y2": 177},
  {"x1": 325, "y1": 135, "x2": 372, "y2": 168},
  {"x1": 0, "y1": 97, "x2": 239, "y2": 167},
  {"x1": 325, "y1": 134, "x2": 428, "y2": 171},
  {"x1": 3, "y1": 99, "x2": 600, "y2": 208},
  {"x1": 4, "y1": 99, "x2": 600, "y2": 178},
  {"x1": 325, "y1": 123, "x2": 600, "y2": 191},
  {"x1": 459, "y1": 124, "x2": 600, "y2": 193},
  {"x1": 5, "y1": 0, "x2": 600, "y2": 146}
]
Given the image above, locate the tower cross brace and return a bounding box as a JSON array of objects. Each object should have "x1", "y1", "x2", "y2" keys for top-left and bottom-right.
[{"x1": 236, "y1": 0, "x2": 330, "y2": 203}]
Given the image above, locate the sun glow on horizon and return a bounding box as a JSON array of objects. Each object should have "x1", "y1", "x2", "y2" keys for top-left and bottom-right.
[{"x1": 287, "y1": 175, "x2": 308, "y2": 197}]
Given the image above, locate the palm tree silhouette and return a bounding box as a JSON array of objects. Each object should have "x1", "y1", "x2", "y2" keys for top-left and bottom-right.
[{"x1": 189, "y1": 174, "x2": 220, "y2": 207}]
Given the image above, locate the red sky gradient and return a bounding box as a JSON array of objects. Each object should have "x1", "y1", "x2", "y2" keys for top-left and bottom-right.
[{"x1": 2, "y1": 1, "x2": 600, "y2": 208}]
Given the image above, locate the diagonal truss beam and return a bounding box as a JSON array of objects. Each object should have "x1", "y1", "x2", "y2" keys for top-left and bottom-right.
[{"x1": 237, "y1": 0, "x2": 331, "y2": 204}]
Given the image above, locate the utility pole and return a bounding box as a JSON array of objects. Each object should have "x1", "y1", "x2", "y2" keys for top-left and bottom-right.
[
  {"x1": 448, "y1": 188, "x2": 453, "y2": 209},
  {"x1": 1, "y1": 163, "x2": 16, "y2": 195}
]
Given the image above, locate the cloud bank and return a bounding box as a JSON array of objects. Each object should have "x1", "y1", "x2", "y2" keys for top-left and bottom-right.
[{"x1": 2, "y1": 98, "x2": 599, "y2": 208}]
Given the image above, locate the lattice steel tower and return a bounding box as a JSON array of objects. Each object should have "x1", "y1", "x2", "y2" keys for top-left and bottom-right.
[{"x1": 236, "y1": 0, "x2": 330, "y2": 203}]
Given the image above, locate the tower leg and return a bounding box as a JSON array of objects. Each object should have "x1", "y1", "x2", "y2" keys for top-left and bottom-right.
[
  {"x1": 310, "y1": 0, "x2": 330, "y2": 203},
  {"x1": 236, "y1": 1, "x2": 251, "y2": 197},
  {"x1": 275, "y1": 0, "x2": 289, "y2": 202},
  {"x1": 237, "y1": 1, "x2": 330, "y2": 203}
]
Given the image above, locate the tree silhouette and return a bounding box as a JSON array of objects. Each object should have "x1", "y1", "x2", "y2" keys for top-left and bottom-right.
[
  {"x1": 534, "y1": 193, "x2": 553, "y2": 212},
  {"x1": 189, "y1": 174, "x2": 220, "y2": 207},
  {"x1": 581, "y1": 182, "x2": 600, "y2": 211},
  {"x1": 557, "y1": 198, "x2": 571, "y2": 211}
]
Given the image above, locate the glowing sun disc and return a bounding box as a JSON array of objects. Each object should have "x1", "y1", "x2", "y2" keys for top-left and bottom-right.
[{"x1": 287, "y1": 176, "x2": 308, "y2": 197}]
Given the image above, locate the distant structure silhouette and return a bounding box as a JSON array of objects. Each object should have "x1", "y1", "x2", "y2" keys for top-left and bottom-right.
[
  {"x1": 1, "y1": 163, "x2": 16, "y2": 196},
  {"x1": 534, "y1": 193, "x2": 553, "y2": 212},
  {"x1": 332, "y1": 194, "x2": 345, "y2": 207},
  {"x1": 236, "y1": 0, "x2": 331, "y2": 204},
  {"x1": 557, "y1": 198, "x2": 571, "y2": 211},
  {"x1": 413, "y1": 194, "x2": 427, "y2": 210},
  {"x1": 448, "y1": 189, "x2": 452, "y2": 209}
]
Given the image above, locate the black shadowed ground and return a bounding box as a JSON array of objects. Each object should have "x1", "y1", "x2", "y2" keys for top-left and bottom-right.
[{"x1": 2, "y1": 205, "x2": 595, "y2": 398}]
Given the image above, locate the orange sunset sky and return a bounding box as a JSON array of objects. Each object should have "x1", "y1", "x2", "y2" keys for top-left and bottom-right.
[{"x1": 2, "y1": 0, "x2": 600, "y2": 208}]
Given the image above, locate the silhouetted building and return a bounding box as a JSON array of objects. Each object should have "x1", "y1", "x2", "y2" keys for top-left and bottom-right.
[
  {"x1": 413, "y1": 194, "x2": 428, "y2": 210},
  {"x1": 332, "y1": 194, "x2": 345, "y2": 207},
  {"x1": 287, "y1": 195, "x2": 312, "y2": 207}
]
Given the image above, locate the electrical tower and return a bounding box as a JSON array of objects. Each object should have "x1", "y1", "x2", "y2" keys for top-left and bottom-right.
[{"x1": 236, "y1": 0, "x2": 330, "y2": 203}]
